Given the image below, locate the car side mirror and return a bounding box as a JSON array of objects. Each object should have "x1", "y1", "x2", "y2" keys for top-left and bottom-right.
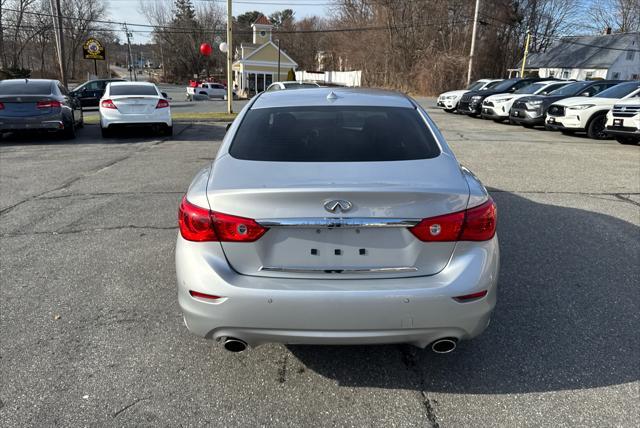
[{"x1": 161, "y1": 92, "x2": 169, "y2": 99}]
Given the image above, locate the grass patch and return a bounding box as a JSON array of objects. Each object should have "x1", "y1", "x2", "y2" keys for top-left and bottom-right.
[{"x1": 83, "y1": 111, "x2": 237, "y2": 125}]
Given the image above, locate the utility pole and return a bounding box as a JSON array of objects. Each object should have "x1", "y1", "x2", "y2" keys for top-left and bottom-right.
[
  {"x1": 277, "y1": 39, "x2": 281, "y2": 81},
  {"x1": 520, "y1": 30, "x2": 532, "y2": 77},
  {"x1": 124, "y1": 24, "x2": 136, "y2": 81},
  {"x1": 49, "y1": 0, "x2": 67, "y2": 86},
  {"x1": 466, "y1": 0, "x2": 480, "y2": 87},
  {"x1": 226, "y1": 0, "x2": 233, "y2": 114}
]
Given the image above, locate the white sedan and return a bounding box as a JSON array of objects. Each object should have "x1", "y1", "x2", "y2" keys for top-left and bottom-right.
[
  {"x1": 100, "y1": 82, "x2": 172, "y2": 138},
  {"x1": 481, "y1": 80, "x2": 570, "y2": 122}
]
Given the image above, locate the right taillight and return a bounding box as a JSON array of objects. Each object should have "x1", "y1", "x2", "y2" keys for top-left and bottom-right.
[
  {"x1": 409, "y1": 198, "x2": 496, "y2": 242},
  {"x1": 178, "y1": 196, "x2": 267, "y2": 242}
]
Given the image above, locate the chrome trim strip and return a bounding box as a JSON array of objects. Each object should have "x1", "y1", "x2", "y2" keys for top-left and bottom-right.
[
  {"x1": 256, "y1": 217, "x2": 421, "y2": 228},
  {"x1": 259, "y1": 266, "x2": 419, "y2": 274}
]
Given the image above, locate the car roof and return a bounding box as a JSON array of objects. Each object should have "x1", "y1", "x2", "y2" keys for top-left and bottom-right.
[
  {"x1": 109, "y1": 81, "x2": 155, "y2": 86},
  {"x1": 1, "y1": 78, "x2": 55, "y2": 84},
  {"x1": 252, "y1": 87, "x2": 414, "y2": 109}
]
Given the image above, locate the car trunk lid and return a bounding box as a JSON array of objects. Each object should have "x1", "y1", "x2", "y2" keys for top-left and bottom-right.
[
  {"x1": 110, "y1": 96, "x2": 158, "y2": 115},
  {"x1": 0, "y1": 95, "x2": 58, "y2": 117},
  {"x1": 207, "y1": 154, "x2": 470, "y2": 279}
]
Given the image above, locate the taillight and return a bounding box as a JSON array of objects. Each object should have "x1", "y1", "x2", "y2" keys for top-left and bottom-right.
[
  {"x1": 0, "y1": 102, "x2": 4, "y2": 110},
  {"x1": 178, "y1": 196, "x2": 267, "y2": 242},
  {"x1": 36, "y1": 100, "x2": 62, "y2": 109},
  {"x1": 409, "y1": 198, "x2": 496, "y2": 242},
  {"x1": 156, "y1": 99, "x2": 169, "y2": 109},
  {"x1": 101, "y1": 99, "x2": 117, "y2": 109}
]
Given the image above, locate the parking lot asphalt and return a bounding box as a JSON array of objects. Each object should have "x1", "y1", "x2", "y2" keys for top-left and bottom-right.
[{"x1": 1, "y1": 99, "x2": 638, "y2": 427}]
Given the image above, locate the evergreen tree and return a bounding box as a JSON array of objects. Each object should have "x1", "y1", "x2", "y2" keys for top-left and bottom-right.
[{"x1": 174, "y1": 0, "x2": 196, "y2": 23}]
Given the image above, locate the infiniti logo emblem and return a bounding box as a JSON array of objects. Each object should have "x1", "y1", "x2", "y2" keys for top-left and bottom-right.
[{"x1": 324, "y1": 199, "x2": 353, "y2": 213}]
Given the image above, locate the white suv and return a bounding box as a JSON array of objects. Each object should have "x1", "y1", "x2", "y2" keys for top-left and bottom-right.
[
  {"x1": 545, "y1": 81, "x2": 640, "y2": 139},
  {"x1": 437, "y1": 79, "x2": 502, "y2": 113},
  {"x1": 481, "y1": 80, "x2": 570, "y2": 122},
  {"x1": 605, "y1": 99, "x2": 640, "y2": 145}
]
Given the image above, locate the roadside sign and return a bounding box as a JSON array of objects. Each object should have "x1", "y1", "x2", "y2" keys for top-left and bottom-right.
[{"x1": 83, "y1": 38, "x2": 105, "y2": 61}]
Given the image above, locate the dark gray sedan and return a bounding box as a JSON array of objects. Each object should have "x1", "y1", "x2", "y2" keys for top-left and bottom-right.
[{"x1": 0, "y1": 79, "x2": 83, "y2": 139}]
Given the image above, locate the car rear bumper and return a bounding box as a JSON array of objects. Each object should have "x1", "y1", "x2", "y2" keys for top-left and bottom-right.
[
  {"x1": 176, "y1": 235, "x2": 500, "y2": 348},
  {"x1": 0, "y1": 114, "x2": 64, "y2": 132},
  {"x1": 101, "y1": 109, "x2": 172, "y2": 128}
]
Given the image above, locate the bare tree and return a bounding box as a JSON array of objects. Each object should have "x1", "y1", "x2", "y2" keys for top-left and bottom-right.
[{"x1": 586, "y1": 0, "x2": 640, "y2": 33}]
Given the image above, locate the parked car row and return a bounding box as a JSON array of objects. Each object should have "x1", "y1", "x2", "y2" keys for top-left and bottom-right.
[
  {"x1": 0, "y1": 79, "x2": 172, "y2": 140},
  {"x1": 438, "y1": 78, "x2": 640, "y2": 145}
]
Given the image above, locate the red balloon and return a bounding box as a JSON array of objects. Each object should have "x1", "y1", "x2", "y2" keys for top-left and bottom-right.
[{"x1": 200, "y1": 43, "x2": 212, "y2": 56}]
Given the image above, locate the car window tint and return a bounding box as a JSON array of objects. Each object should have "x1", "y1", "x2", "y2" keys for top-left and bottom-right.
[
  {"x1": 595, "y1": 82, "x2": 640, "y2": 98},
  {"x1": 282, "y1": 83, "x2": 318, "y2": 89},
  {"x1": 109, "y1": 85, "x2": 158, "y2": 96},
  {"x1": 0, "y1": 80, "x2": 52, "y2": 95},
  {"x1": 515, "y1": 82, "x2": 546, "y2": 94},
  {"x1": 230, "y1": 106, "x2": 440, "y2": 162}
]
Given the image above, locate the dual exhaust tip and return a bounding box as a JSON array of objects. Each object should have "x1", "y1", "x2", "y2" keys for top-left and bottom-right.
[{"x1": 222, "y1": 337, "x2": 457, "y2": 354}]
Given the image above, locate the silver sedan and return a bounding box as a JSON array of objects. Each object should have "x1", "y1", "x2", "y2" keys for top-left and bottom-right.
[{"x1": 176, "y1": 88, "x2": 499, "y2": 353}]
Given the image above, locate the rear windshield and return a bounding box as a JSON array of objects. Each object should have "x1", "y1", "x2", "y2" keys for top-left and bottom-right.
[
  {"x1": 282, "y1": 83, "x2": 318, "y2": 89},
  {"x1": 229, "y1": 106, "x2": 440, "y2": 162},
  {"x1": 595, "y1": 81, "x2": 640, "y2": 99},
  {"x1": 0, "y1": 80, "x2": 52, "y2": 95},
  {"x1": 109, "y1": 85, "x2": 158, "y2": 96}
]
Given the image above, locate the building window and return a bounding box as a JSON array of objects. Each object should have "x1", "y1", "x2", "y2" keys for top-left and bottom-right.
[
  {"x1": 585, "y1": 71, "x2": 594, "y2": 79},
  {"x1": 548, "y1": 71, "x2": 555, "y2": 77},
  {"x1": 260, "y1": 31, "x2": 266, "y2": 37},
  {"x1": 632, "y1": 74, "x2": 639, "y2": 79},
  {"x1": 612, "y1": 72, "x2": 620, "y2": 79},
  {"x1": 562, "y1": 71, "x2": 569, "y2": 79},
  {"x1": 627, "y1": 50, "x2": 635, "y2": 61}
]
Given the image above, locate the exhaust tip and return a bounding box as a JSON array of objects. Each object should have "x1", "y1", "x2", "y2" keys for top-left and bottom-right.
[
  {"x1": 431, "y1": 338, "x2": 457, "y2": 354},
  {"x1": 223, "y1": 338, "x2": 248, "y2": 353}
]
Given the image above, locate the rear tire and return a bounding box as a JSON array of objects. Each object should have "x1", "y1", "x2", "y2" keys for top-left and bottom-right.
[
  {"x1": 61, "y1": 118, "x2": 76, "y2": 140},
  {"x1": 615, "y1": 136, "x2": 639, "y2": 145},
  {"x1": 586, "y1": 114, "x2": 609, "y2": 139}
]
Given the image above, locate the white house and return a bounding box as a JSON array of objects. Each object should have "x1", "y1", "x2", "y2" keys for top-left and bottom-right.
[
  {"x1": 232, "y1": 15, "x2": 298, "y2": 97},
  {"x1": 510, "y1": 32, "x2": 640, "y2": 80}
]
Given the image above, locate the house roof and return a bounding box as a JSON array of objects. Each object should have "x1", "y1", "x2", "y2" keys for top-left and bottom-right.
[
  {"x1": 253, "y1": 15, "x2": 271, "y2": 26},
  {"x1": 518, "y1": 32, "x2": 639, "y2": 69}
]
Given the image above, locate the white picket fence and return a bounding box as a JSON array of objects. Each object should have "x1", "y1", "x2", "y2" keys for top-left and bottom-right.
[{"x1": 295, "y1": 70, "x2": 362, "y2": 87}]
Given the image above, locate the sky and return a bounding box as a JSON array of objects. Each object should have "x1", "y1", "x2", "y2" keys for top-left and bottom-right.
[{"x1": 108, "y1": 0, "x2": 331, "y2": 43}]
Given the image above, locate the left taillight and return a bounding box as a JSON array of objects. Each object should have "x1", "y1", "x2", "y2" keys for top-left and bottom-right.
[
  {"x1": 178, "y1": 196, "x2": 267, "y2": 242},
  {"x1": 101, "y1": 99, "x2": 117, "y2": 109},
  {"x1": 0, "y1": 102, "x2": 5, "y2": 110},
  {"x1": 156, "y1": 99, "x2": 169, "y2": 109},
  {"x1": 36, "y1": 100, "x2": 62, "y2": 109},
  {"x1": 409, "y1": 198, "x2": 497, "y2": 242}
]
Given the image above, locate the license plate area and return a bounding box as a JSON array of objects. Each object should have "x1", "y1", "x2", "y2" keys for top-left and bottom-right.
[{"x1": 613, "y1": 118, "x2": 623, "y2": 127}]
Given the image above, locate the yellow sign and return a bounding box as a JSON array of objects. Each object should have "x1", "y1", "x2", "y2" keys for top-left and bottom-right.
[{"x1": 83, "y1": 38, "x2": 105, "y2": 61}]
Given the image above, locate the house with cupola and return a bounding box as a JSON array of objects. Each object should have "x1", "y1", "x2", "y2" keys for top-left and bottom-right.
[{"x1": 232, "y1": 15, "x2": 298, "y2": 97}]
